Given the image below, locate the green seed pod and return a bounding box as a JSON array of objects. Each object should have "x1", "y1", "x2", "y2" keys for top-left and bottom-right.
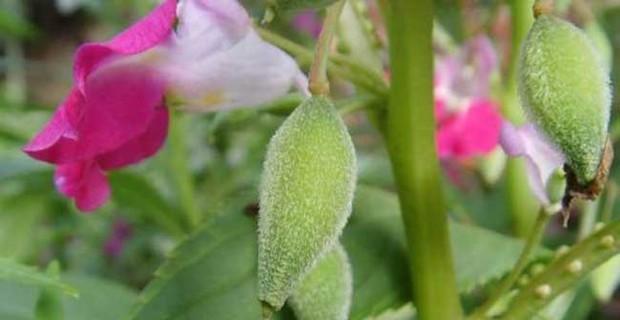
[
  {"x1": 519, "y1": 15, "x2": 611, "y2": 185},
  {"x1": 257, "y1": 96, "x2": 357, "y2": 311},
  {"x1": 289, "y1": 244, "x2": 352, "y2": 320}
]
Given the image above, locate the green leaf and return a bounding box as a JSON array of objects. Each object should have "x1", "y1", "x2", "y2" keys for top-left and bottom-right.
[
  {"x1": 0, "y1": 9, "x2": 37, "y2": 39},
  {"x1": 129, "y1": 186, "x2": 550, "y2": 320},
  {"x1": 0, "y1": 258, "x2": 77, "y2": 297},
  {"x1": 0, "y1": 274, "x2": 138, "y2": 320},
  {"x1": 0, "y1": 195, "x2": 46, "y2": 258},
  {"x1": 344, "y1": 186, "x2": 409, "y2": 319},
  {"x1": 35, "y1": 262, "x2": 64, "y2": 320},
  {"x1": 451, "y1": 221, "x2": 551, "y2": 292},
  {"x1": 61, "y1": 274, "x2": 138, "y2": 320},
  {"x1": 108, "y1": 172, "x2": 185, "y2": 237}
]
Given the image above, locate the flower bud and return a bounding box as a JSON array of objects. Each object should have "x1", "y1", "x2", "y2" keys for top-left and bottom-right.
[
  {"x1": 257, "y1": 96, "x2": 357, "y2": 310},
  {"x1": 519, "y1": 15, "x2": 611, "y2": 186},
  {"x1": 289, "y1": 244, "x2": 352, "y2": 320}
]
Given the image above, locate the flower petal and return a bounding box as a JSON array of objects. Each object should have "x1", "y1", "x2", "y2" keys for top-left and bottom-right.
[
  {"x1": 97, "y1": 105, "x2": 169, "y2": 170},
  {"x1": 73, "y1": 0, "x2": 177, "y2": 91},
  {"x1": 55, "y1": 161, "x2": 111, "y2": 212},
  {"x1": 500, "y1": 122, "x2": 565, "y2": 205},
  {"x1": 22, "y1": 89, "x2": 81, "y2": 160},
  {"x1": 164, "y1": 31, "x2": 306, "y2": 111},
  {"x1": 25, "y1": 66, "x2": 166, "y2": 164},
  {"x1": 293, "y1": 10, "x2": 322, "y2": 38},
  {"x1": 173, "y1": 0, "x2": 250, "y2": 61},
  {"x1": 466, "y1": 36, "x2": 498, "y2": 97},
  {"x1": 437, "y1": 99, "x2": 502, "y2": 159}
]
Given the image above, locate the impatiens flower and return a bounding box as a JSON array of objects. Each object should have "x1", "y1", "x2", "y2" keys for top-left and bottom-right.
[
  {"x1": 24, "y1": 0, "x2": 306, "y2": 212},
  {"x1": 435, "y1": 98, "x2": 502, "y2": 159},
  {"x1": 434, "y1": 36, "x2": 502, "y2": 160},
  {"x1": 292, "y1": 10, "x2": 322, "y2": 38},
  {"x1": 104, "y1": 219, "x2": 133, "y2": 258},
  {"x1": 500, "y1": 122, "x2": 565, "y2": 206}
]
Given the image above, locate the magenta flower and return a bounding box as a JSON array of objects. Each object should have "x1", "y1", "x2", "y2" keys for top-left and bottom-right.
[
  {"x1": 24, "y1": 0, "x2": 306, "y2": 212},
  {"x1": 434, "y1": 36, "x2": 502, "y2": 160},
  {"x1": 500, "y1": 122, "x2": 565, "y2": 205}
]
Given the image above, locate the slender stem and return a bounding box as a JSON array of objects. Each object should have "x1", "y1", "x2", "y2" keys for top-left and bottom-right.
[
  {"x1": 384, "y1": 1, "x2": 462, "y2": 319},
  {"x1": 469, "y1": 209, "x2": 549, "y2": 319},
  {"x1": 502, "y1": 0, "x2": 540, "y2": 238},
  {"x1": 601, "y1": 182, "x2": 617, "y2": 222},
  {"x1": 256, "y1": 27, "x2": 388, "y2": 95},
  {"x1": 500, "y1": 221, "x2": 620, "y2": 319},
  {"x1": 309, "y1": 0, "x2": 346, "y2": 95},
  {"x1": 168, "y1": 111, "x2": 201, "y2": 230}
]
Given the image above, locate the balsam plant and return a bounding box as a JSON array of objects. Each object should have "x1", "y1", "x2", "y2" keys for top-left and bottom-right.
[
  {"x1": 257, "y1": 95, "x2": 356, "y2": 312},
  {"x1": 7, "y1": 0, "x2": 620, "y2": 320},
  {"x1": 519, "y1": 12, "x2": 611, "y2": 187},
  {"x1": 289, "y1": 243, "x2": 352, "y2": 320}
]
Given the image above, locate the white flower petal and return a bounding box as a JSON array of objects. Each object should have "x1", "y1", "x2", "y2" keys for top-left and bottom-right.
[
  {"x1": 173, "y1": 0, "x2": 250, "y2": 61},
  {"x1": 165, "y1": 33, "x2": 305, "y2": 111},
  {"x1": 160, "y1": 0, "x2": 306, "y2": 111}
]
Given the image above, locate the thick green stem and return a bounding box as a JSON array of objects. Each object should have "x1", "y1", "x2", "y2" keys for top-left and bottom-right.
[
  {"x1": 503, "y1": 0, "x2": 539, "y2": 238},
  {"x1": 469, "y1": 209, "x2": 549, "y2": 319},
  {"x1": 309, "y1": 0, "x2": 345, "y2": 95},
  {"x1": 384, "y1": 1, "x2": 462, "y2": 319}
]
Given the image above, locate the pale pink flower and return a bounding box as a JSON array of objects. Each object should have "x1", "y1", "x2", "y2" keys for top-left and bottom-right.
[
  {"x1": 24, "y1": 0, "x2": 306, "y2": 211},
  {"x1": 500, "y1": 122, "x2": 565, "y2": 205},
  {"x1": 434, "y1": 36, "x2": 502, "y2": 160}
]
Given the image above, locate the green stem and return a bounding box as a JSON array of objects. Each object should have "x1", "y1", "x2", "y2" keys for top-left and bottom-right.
[
  {"x1": 384, "y1": 1, "x2": 462, "y2": 319},
  {"x1": 256, "y1": 27, "x2": 388, "y2": 95},
  {"x1": 309, "y1": 0, "x2": 345, "y2": 95},
  {"x1": 168, "y1": 111, "x2": 201, "y2": 230},
  {"x1": 469, "y1": 209, "x2": 549, "y2": 319},
  {"x1": 502, "y1": 0, "x2": 539, "y2": 238},
  {"x1": 601, "y1": 183, "x2": 617, "y2": 222}
]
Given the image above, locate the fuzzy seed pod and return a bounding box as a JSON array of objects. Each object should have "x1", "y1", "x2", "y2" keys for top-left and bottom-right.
[
  {"x1": 519, "y1": 15, "x2": 611, "y2": 185},
  {"x1": 289, "y1": 244, "x2": 352, "y2": 320},
  {"x1": 257, "y1": 96, "x2": 357, "y2": 311}
]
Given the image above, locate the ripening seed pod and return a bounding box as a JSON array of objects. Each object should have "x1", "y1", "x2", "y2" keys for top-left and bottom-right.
[
  {"x1": 289, "y1": 244, "x2": 352, "y2": 320},
  {"x1": 519, "y1": 15, "x2": 611, "y2": 185},
  {"x1": 257, "y1": 96, "x2": 357, "y2": 311}
]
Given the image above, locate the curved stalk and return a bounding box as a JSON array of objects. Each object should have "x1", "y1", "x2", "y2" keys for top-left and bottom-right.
[
  {"x1": 308, "y1": 0, "x2": 346, "y2": 95},
  {"x1": 469, "y1": 209, "x2": 549, "y2": 319}
]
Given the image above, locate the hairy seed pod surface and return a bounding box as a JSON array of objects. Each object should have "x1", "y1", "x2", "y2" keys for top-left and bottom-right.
[
  {"x1": 257, "y1": 96, "x2": 357, "y2": 311},
  {"x1": 289, "y1": 244, "x2": 352, "y2": 320},
  {"x1": 519, "y1": 15, "x2": 611, "y2": 185}
]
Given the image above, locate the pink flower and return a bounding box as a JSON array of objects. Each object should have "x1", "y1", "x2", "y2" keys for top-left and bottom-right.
[
  {"x1": 104, "y1": 219, "x2": 133, "y2": 258},
  {"x1": 292, "y1": 10, "x2": 322, "y2": 38},
  {"x1": 24, "y1": 0, "x2": 306, "y2": 212},
  {"x1": 500, "y1": 122, "x2": 565, "y2": 205},
  {"x1": 434, "y1": 36, "x2": 502, "y2": 159}
]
